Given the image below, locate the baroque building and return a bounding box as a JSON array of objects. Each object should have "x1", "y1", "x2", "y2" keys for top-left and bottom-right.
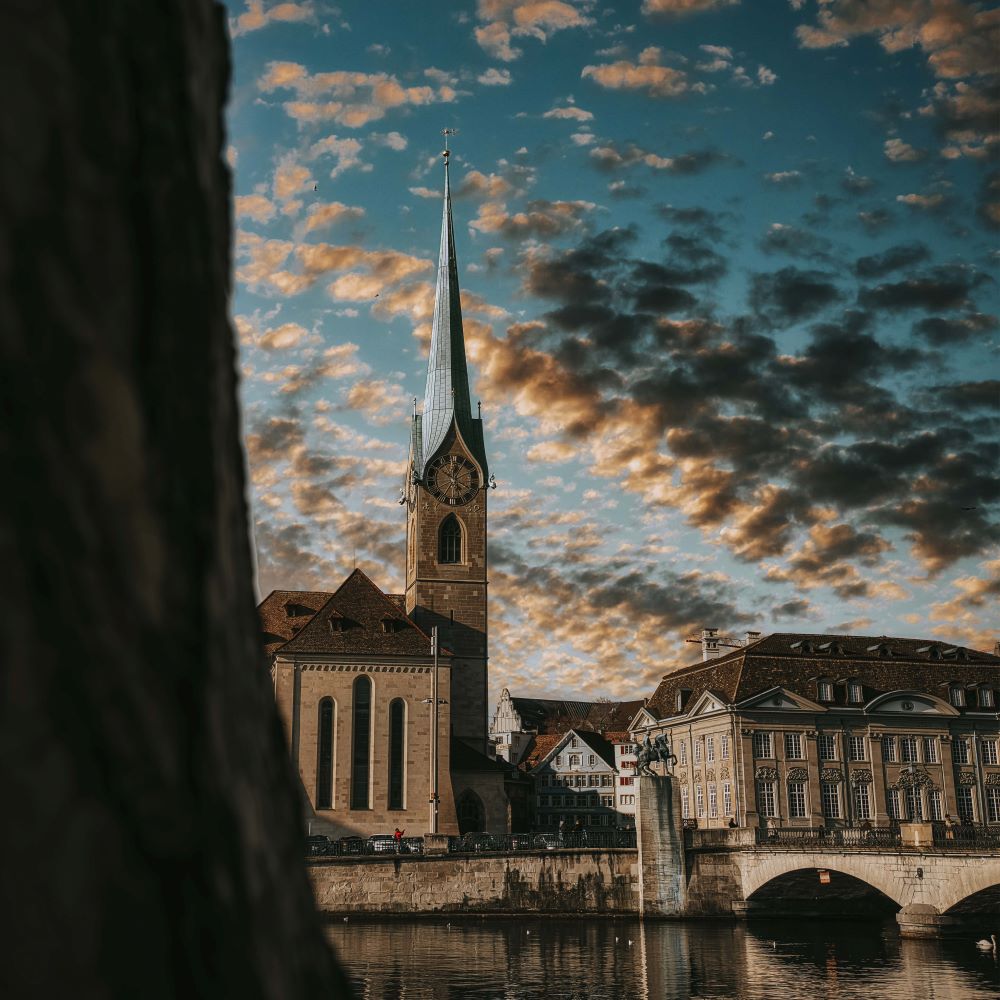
[
  {"x1": 258, "y1": 149, "x2": 507, "y2": 838},
  {"x1": 632, "y1": 632, "x2": 1000, "y2": 830}
]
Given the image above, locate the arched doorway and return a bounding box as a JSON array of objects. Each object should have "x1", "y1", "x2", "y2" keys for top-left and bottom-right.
[{"x1": 457, "y1": 790, "x2": 485, "y2": 834}]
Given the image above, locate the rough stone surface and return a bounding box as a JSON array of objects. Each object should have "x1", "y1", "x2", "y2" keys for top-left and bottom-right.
[
  {"x1": 0, "y1": 3, "x2": 347, "y2": 996},
  {"x1": 636, "y1": 774, "x2": 687, "y2": 916},
  {"x1": 308, "y1": 850, "x2": 639, "y2": 914}
]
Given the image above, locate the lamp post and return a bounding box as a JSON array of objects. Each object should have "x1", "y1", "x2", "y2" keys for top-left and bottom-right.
[{"x1": 422, "y1": 626, "x2": 446, "y2": 834}]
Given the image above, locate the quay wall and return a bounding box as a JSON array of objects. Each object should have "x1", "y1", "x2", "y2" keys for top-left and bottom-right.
[{"x1": 307, "y1": 849, "x2": 640, "y2": 915}]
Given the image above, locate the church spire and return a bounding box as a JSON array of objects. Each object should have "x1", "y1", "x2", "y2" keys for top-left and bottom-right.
[{"x1": 420, "y1": 135, "x2": 474, "y2": 471}]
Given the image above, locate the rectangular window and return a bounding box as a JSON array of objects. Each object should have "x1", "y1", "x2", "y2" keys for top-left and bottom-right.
[
  {"x1": 887, "y1": 788, "x2": 902, "y2": 820},
  {"x1": 682, "y1": 787, "x2": 690, "y2": 819},
  {"x1": 818, "y1": 681, "x2": 834, "y2": 701},
  {"x1": 949, "y1": 686, "x2": 965, "y2": 707},
  {"x1": 569, "y1": 754, "x2": 581, "y2": 768},
  {"x1": 679, "y1": 740, "x2": 687, "y2": 766},
  {"x1": 723, "y1": 782, "x2": 732, "y2": 817},
  {"x1": 848, "y1": 681, "x2": 864, "y2": 703},
  {"x1": 821, "y1": 782, "x2": 841, "y2": 819},
  {"x1": 848, "y1": 736, "x2": 866, "y2": 761},
  {"x1": 882, "y1": 736, "x2": 898, "y2": 763},
  {"x1": 570, "y1": 737, "x2": 579, "y2": 748},
  {"x1": 922, "y1": 738, "x2": 938, "y2": 764},
  {"x1": 928, "y1": 789, "x2": 943, "y2": 821},
  {"x1": 619, "y1": 777, "x2": 634, "y2": 786},
  {"x1": 555, "y1": 755, "x2": 562, "y2": 767},
  {"x1": 694, "y1": 740, "x2": 703, "y2": 764},
  {"x1": 721, "y1": 734, "x2": 730, "y2": 760},
  {"x1": 709, "y1": 784, "x2": 718, "y2": 818},
  {"x1": 901, "y1": 737, "x2": 918, "y2": 764},
  {"x1": 819, "y1": 734, "x2": 837, "y2": 761},
  {"x1": 602, "y1": 775, "x2": 613, "y2": 787},
  {"x1": 853, "y1": 783, "x2": 872, "y2": 820},
  {"x1": 982, "y1": 739, "x2": 999, "y2": 766},
  {"x1": 953, "y1": 738, "x2": 970, "y2": 765},
  {"x1": 588, "y1": 754, "x2": 596, "y2": 766},
  {"x1": 752, "y1": 731, "x2": 774, "y2": 759},
  {"x1": 957, "y1": 786, "x2": 975, "y2": 822},
  {"x1": 987, "y1": 787, "x2": 1000, "y2": 823},
  {"x1": 575, "y1": 775, "x2": 585, "y2": 787},
  {"x1": 696, "y1": 785, "x2": 705, "y2": 818},
  {"x1": 601, "y1": 795, "x2": 613, "y2": 808},
  {"x1": 784, "y1": 732, "x2": 804, "y2": 759},
  {"x1": 981, "y1": 688, "x2": 995, "y2": 709},
  {"x1": 905, "y1": 786, "x2": 923, "y2": 820},
  {"x1": 788, "y1": 781, "x2": 807, "y2": 818},
  {"x1": 706, "y1": 736, "x2": 715, "y2": 763},
  {"x1": 756, "y1": 781, "x2": 777, "y2": 818}
]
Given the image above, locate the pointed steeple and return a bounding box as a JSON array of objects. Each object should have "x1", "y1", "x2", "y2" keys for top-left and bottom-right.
[{"x1": 420, "y1": 143, "x2": 476, "y2": 472}]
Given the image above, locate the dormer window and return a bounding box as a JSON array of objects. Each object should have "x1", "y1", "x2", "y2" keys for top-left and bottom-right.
[
  {"x1": 817, "y1": 679, "x2": 834, "y2": 701},
  {"x1": 818, "y1": 641, "x2": 845, "y2": 656},
  {"x1": 866, "y1": 642, "x2": 893, "y2": 657},
  {"x1": 328, "y1": 616, "x2": 345, "y2": 633},
  {"x1": 791, "y1": 640, "x2": 815, "y2": 654},
  {"x1": 675, "y1": 688, "x2": 691, "y2": 713},
  {"x1": 917, "y1": 644, "x2": 942, "y2": 660},
  {"x1": 979, "y1": 686, "x2": 995, "y2": 709},
  {"x1": 948, "y1": 684, "x2": 966, "y2": 707},
  {"x1": 380, "y1": 617, "x2": 401, "y2": 634},
  {"x1": 847, "y1": 680, "x2": 863, "y2": 704}
]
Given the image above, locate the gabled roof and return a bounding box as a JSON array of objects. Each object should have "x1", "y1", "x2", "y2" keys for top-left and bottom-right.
[
  {"x1": 523, "y1": 728, "x2": 617, "y2": 773},
  {"x1": 258, "y1": 589, "x2": 334, "y2": 657},
  {"x1": 509, "y1": 696, "x2": 646, "y2": 735},
  {"x1": 646, "y1": 632, "x2": 1000, "y2": 720},
  {"x1": 260, "y1": 569, "x2": 438, "y2": 659},
  {"x1": 518, "y1": 734, "x2": 562, "y2": 771}
]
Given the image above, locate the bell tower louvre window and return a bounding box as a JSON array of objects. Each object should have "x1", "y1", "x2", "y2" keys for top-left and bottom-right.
[{"x1": 438, "y1": 515, "x2": 462, "y2": 564}]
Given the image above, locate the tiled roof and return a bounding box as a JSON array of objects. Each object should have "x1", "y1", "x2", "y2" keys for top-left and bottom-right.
[
  {"x1": 518, "y1": 734, "x2": 562, "y2": 771},
  {"x1": 604, "y1": 731, "x2": 634, "y2": 744},
  {"x1": 258, "y1": 589, "x2": 334, "y2": 657},
  {"x1": 510, "y1": 696, "x2": 646, "y2": 735},
  {"x1": 646, "y1": 632, "x2": 1000, "y2": 720},
  {"x1": 259, "y1": 569, "x2": 438, "y2": 659},
  {"x1": 573, "y1": 729, "x2": 617, "y2": 770}
]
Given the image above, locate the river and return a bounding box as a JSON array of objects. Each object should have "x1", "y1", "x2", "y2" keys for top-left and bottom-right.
[{"x1": 325, "y1": 917, "x2": 1000, "y2": 999}]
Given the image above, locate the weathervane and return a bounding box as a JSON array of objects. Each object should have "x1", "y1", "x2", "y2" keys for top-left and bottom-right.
[{"x1": 441, "y1": 127, "x2": 458, "y2": 161}]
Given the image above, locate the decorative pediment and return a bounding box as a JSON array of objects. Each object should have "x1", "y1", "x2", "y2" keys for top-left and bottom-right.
[
  {"x1": 958, "y1": 771, "x2": 977, "y2": 786},
  {"x1": 820, "y1": 768, "x2": 843, "y2": 783},
  {"x1": 629, "y1": 706, "x2": 659, "y2": 730},
  {"x1": 850, "y1": 769, "x2": 873, "y2": 785},
  {"x1": 685, "y1": 690, "x2": 729, "y2": 717},
  {"x1": 985, "y1": 773, "x2": 1000, "y2": 786},
  {"x1": 891, "y1": 767, "x2": 935, "y2": 790},
  {"x1": 866, "y1": 690, "x2": 959, "y2": 716},
  {"x1": 737, "y1": 686, "x2": 825, "y2": 713},
  {"x1": 755, "y1": 766, "x2": 779, "y2": 780},
  {"x1": 787, "y1": 767, "x2": 809, "y2": 782},
  {"x1": 720, "y1": 766, "x2": 731, "y2": 780}
]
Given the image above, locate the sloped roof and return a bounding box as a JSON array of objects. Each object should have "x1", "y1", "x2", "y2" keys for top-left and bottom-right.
[
  {"x1": 510, "y1": 696, "x2": 646, "y2": 735},
  {"x1": 573, "y1": 729, "x2": 617, "y2": 770},
  {"x1": 518, "y1": 734, "x2": 562, "y2": 771},
  {"x1": 646, "y1": 632, "x2": 1000, "y2": 720},
  {"x1": 260, "y1": 569, "x2": 438, "y2": 659},
  {"x1": 258, "y1": 589, "x2": 334, "y2": 658},
  {"x1": 519, "y1": 729, "x2": 617, "y2": 772},
  {"x1": 451, "y1": 737, "x2": 511, "y2": 773}
]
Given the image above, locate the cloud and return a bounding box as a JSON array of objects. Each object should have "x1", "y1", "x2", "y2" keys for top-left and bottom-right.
[
  {"x1": 591, "y1": 142, "x2": 734, "y2": 175},
  {"x1": 470, "y1": 198, "x2": 596, "y2": 238},
  {"x1": 643, "y1": 0, "x2": 740, "y2": 14},
  {"x1": 763, "y1": 170, "x2": 802, "y2": 186},
  {"x1": 582, "y1": 49, "x2": 695, "y2": 98},
  {"x1": 749, "y1": 267, "x2": 842, "y2": 325},
  {"x1": 257, "y1": 322, "x2": 312, "y2": 351},
  {"x1": 895, "y1": 192, "x2": 947, "y2": 211},
  {"x1": 759, "y1": 223, "x2": 835, "y2": 262},
  {"x1": 883, "y1": 137, "x2": 926, "y2": 162},
  {"x1": 912, "y1": 312, "x2": 998, "y2": 345},
  {"x1": 854, "y1": 242, "x2": 930, "y2": 279},
  {"x1": 300, "y1": 201, "x2": 365, "y2": 235},
  {"x1": 478, "y1": 67, "x2": 513, "y2": 86},
  {"x1": 858, "y1": 265, "x2": 991, "y2": 312},
  {"x1": 473, "y1": 1, "x2": 595, "y2": 61},
  {"x1": 235, "y1": 193, "x2": 278, "y2": 224},
  {"x1": 230, "y1": 1, "x2": 315, "y2": 37},
  {"x1": 543, "y1": 105, "x2": 594, "y2": 121},
  {"x1": 258, "y1": 62, "x2": 457, "y2": 127}
]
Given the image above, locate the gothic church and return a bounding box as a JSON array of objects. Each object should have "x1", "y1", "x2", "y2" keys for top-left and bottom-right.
[{"x1": 258, "y1": 148, "x2": 507, "y2": 837}]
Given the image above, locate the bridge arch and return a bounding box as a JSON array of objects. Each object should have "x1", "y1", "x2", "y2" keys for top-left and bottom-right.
[
  {"x1": 940, "y1": 872, "x2": 1000, "y2": 914},
  {"x1": 741, "y1": 853, "x2": 907, "y2": 908}
]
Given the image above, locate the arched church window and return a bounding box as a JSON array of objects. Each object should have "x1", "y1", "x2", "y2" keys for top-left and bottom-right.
[
  {"x1": 388, "y1": 699, "x2": 406, "y2": 810},
  {"x1": 457, "y1": 790, "x2": 485, "y2": 834},
  {"x1": 438, "y1": 515, "x2": 462, "y2": 564},
  {"x1": 351, "y1": 675, "x2": 372, "y2": 809},
  {"x1": 317, "y1": 698, "x2": 334, "y2": 809}
]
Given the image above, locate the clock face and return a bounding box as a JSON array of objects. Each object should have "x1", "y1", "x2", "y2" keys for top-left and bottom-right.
[{"x1": 426, "y1": 454, "x2": 479, "y2": 505}]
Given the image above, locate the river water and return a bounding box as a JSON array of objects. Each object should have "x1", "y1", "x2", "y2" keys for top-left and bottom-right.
[{"x1": 326, "y1": 917, "x2": 1000, "y2": 999}]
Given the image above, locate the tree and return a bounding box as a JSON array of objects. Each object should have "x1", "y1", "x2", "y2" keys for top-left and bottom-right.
[{"x1": 0, "y1": 3, "x2": 351, "y2": 996}]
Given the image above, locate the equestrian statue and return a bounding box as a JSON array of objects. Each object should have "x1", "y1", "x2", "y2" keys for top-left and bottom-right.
[{"x1": 636, "y1": 733, "x2": 677, "y2": 776}]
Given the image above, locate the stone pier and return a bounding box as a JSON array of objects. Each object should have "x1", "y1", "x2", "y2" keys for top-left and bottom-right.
[{"x1": 636, "y1": 773, "x2": 687, "y2": 917}]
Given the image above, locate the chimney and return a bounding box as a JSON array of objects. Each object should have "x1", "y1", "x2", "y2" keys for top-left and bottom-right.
[
  {"x1": 745, "y1": 630, "x2": 761, "y2": 645},
  {"x1": 702, "y1": 627, "x2": 719, "y2": 662}
]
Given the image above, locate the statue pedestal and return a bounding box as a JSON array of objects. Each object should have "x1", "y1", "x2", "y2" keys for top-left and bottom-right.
[{"x1": 636, "y1": 773, "x2": 687, "y2": 918}]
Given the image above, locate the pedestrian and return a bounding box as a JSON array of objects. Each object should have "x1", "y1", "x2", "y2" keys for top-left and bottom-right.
[
  {"x1": 394, "y1": 827, "x2": 404, "y2": 851},
  {"x1": 944, "y1": 815, "x2": 954, "y2": 840},
  {"x1": 728, "y1": 816, "x2": 738, "y2": 828}
]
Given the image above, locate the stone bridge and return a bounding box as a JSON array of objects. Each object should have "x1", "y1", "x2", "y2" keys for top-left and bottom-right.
[{"x1": 637, "y1": 775, "x2": 1000, "y2": 937}]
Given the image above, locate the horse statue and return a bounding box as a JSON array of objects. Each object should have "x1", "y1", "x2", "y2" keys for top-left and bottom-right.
[{"x1": 636, "y1": 733, "x2": 677, "y2": 776}]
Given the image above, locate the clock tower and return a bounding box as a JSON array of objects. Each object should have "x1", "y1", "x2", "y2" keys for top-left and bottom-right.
[{"x1": 404, "y1": 144, "x2": 490, "y2": 755}]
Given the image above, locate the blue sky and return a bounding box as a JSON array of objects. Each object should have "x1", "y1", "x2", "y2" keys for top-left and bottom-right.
[{"x1": 225, "y1": 0, "x2": 999, "y2": 701}]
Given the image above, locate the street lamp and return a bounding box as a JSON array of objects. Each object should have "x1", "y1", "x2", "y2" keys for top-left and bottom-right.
[{"x1": 421, "y1": 626, "x2": 447, "y2": 834}]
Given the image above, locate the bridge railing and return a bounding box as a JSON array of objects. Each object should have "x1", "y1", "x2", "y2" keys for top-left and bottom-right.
[
  {"x1": 931, "y1": 822, "x2": 1000, "y2": 849},
  {"x1": 754, "y1": 826, "x2": 902, "y2": 849},
  {"x1": 448, "y1": 830, "x2": 638, "y2": 853}
]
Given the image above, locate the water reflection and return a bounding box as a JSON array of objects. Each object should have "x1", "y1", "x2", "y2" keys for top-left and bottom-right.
[{"x1": 325, "y1": 917, "x2": 1000, "y2": 1000}]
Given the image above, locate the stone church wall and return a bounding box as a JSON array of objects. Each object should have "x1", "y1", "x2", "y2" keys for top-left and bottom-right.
[{"x1": 308, "y1": 850, "x2": 639, "y2": 915}]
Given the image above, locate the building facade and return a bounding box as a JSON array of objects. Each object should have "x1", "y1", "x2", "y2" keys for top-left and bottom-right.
[
  {"x1": 259, "y1": 150, "x2": 507, "y2": 838},
  {"x1": 634, "y1": 633, "x2": 1000, "y2": 830}
]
